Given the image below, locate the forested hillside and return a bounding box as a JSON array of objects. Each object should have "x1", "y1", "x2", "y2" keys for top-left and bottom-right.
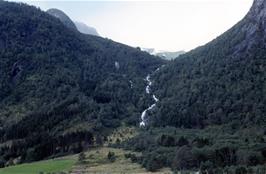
[
  {"x1": 1, "y1": 0, "x2": 266, "y2": 173},
  {"x1": 118, "y1": 0, "x2": 266, "y2": 172},
  {"x1": 152, "y1": 0, "x2": 266, "y2": 128},
  {"x1": 0, "y1": 1, "x2": 164, "y2": 166}
]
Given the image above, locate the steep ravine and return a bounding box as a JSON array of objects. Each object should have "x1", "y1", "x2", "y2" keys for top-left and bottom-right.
[{"x1": 140, "y1": 66, "x2": 164, "y2": 127}]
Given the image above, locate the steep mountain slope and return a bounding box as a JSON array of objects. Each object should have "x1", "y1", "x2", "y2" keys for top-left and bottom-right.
[
  {"x1": 119, "y1": 1, "x2": 266, "y2": 172},
  {"x1": 0, "y1": 1, "x2": 164, "y2": 165},
  {"x1": 46, "y1": 8, "x2": 77, "y2": 30},
  {"x1": 47, "y1": 8, "x2": 100, "y2": 36},
  {"x1": 151, "y1": 0, "x2": 266, "y2": 128},
  {"x1": 75, "y1": 21, "x2": 99, "y2": 36}
]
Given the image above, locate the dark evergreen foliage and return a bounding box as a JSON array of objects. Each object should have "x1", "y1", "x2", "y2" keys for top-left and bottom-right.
[
  {"x1": 0, "y1": 1, "x2": 164, "y2": 166},
  {"x1": 118, "y1": 126, "x2": 266, "y2": 172},
  {"x1": 1, "y1": 0, "x2": 266, "y2": 172},
  {"x1": 152, "y1": 2, "x2": 266, "y2": 129}
]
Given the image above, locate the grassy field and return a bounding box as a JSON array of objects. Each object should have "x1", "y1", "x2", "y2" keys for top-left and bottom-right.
[
  {"x1": 0, "y1": 146, "x2": 172, "y2": 174},
  {"x1": 72, "y1": 147, "x2": 172, "y2": 174},
  {"x1": 0, "y1": 157, "x2": 76, "y2": 174},
  {"x1": 0, "y1": 126, "x2": 151, "y2": 174}
]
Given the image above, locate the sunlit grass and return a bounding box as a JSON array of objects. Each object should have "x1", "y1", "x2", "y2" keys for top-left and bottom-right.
[{"x1": 0, "y1": 158, "x2": 76, "y2": 174}]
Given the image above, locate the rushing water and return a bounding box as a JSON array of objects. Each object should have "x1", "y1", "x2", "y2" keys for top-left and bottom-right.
[{"x1": 140, "y1": 70, "x2": 161, "y2": 127}]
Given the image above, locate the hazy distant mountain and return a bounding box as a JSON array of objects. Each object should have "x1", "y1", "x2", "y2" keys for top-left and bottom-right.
[
  {"x1": 46, "y1": 8, "x2": 77, "y2": 30},
  {"x1": 141, "y1": 48, "x2": 185, "y2": 60},
  {"x1": 140, "y1": 48, "x2": 157, "y2": 55},
  {"x1": 47, "y1": 9, "x2": 99, "y2": 36},
  {"x1": 156, "y1": 51, "x2": 186, "y2": 60},
  {"x1": 75, "y1": 21, "x2": 99, "y2": 36}
]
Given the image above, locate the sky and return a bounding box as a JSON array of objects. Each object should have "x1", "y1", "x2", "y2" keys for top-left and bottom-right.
[{"x1": 10, "y1": 0, "x2": 253, "y2": 51}]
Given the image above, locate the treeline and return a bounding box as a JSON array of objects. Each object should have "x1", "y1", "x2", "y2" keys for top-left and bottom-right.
[
  {"x1": 118, "y1": 127, "x2": 266, "y2": 173},
  {"x1": 0, "y1": 131, "x2": 93, "y2": 167}
]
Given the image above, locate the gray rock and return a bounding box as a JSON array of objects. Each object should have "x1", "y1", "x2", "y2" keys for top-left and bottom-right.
[
  {"x1": 232, "y1": 0, "x2": 266, "y2": 56},
  {"x1": 75, "y1": 21, "x2": 99, "y2": 36},
  {"x1": 47, "y1": 8, "x2": 77, "y2": 31}
]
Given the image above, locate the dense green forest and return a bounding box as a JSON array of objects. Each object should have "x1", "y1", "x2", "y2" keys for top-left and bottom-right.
[
  {"x1": 0, "y1": 1, "x2": 164, "y2": 166},
  {"x1": 1, "y1": 0, "x2": 266, "y2": 173},
  {"x1": 120, "y1": 0, "x2": 266, "y2": 172},
  {"x1": 152, "y1": 16, "x2": 266, "y2": 128},
  {"x1": 153, "y1": 1, "x2": 265, "y2": 125},
  {"x1": 118, "y1": 126, "x2": 266, "y2": 173}
]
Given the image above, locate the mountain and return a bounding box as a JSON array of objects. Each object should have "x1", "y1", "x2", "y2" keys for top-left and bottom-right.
[
  {"x1": 141, "y1": 48, "x2": 157, "y2": 55},
  {"x1": 47, "y1": 9, "x2": 100, "y2": 36},
  {"x1": 1, "y1": 0, "x2": 266, "y2": 173},
  {"x1": 156, "y1": 51, "x2": 186, "y2": 60},
  {"x1": 0, "y1": 1, "x2": 164, "y2": 166},
  {"x1": 141, "y1": 48, "x2": 185, "y2": 60},
  {"x1": 75, "y1": 21, "x2": 99, "y2": 36},
  {"x1": 119, "y1": 0, "x2": 266, "y2": 172},
  {"x1": 151, "y1": 0, "x2": 266, "y2": 128},
  {"x1": 46, "y1": 8, "x2": 77, "y2": 30}
]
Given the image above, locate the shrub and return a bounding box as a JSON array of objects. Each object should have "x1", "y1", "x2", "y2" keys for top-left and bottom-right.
[
  {"x1": 235, "y1": 166, "x2": 247, "y2": 174},
  {"x1": 237, "y1": 150, "x2": 264, "y2": 166},
  {"x1": 176, "y1": 136, "x2": 189, "y2": 147},
  {"x1": 143, "y1": 153, "x2": 164, "y2": 172},
  {"x1": 157, "y1": 134, "x2": 176, "y2": 147},
  {"x1": 107, "y1": 151, "x2": 116, "y2": 162},
  {"x1": 78, "y1": 152, "x2": 86, "y2": 163},
  {"x1": 172, "y1": 146, "x2": 197, "y2": 170}
]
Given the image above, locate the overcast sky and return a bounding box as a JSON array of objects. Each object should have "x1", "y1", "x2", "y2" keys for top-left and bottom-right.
[{"x1": 10, "y1": 0, "x2": 253, "y2": 51}]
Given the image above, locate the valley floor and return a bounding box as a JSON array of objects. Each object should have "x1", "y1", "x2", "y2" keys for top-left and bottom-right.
[
  {"x1": 70, "y1": 147, "x2": 172, "y2": 174},
  {"x1": 0, "y1": 147, "x2": 172, "y2": 174}
]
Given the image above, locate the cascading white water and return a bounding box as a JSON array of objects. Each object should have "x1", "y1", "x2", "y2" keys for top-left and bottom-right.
[
  {"x1": 140, "y1": 67, "x2": 163, "y2": 127},
  {"x1": 145, "y1": 75, "x2": 152, "y2": 94}
]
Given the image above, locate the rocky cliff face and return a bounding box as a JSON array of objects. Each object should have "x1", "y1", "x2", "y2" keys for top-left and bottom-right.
[
  {"x1": 47, "y1": 8, "x2": 77, "y2": 31},
  {"x1": 231, "y1": 0, "x2": 266, "y2": 55},
  {"x1": 247, "y1": 0, "x2": 266, "y2": 19},
  {"x1": 75, "y1": 21, "x2": 99, "y2": 36},
  {"x1": 246, "y1": 0, "x2": 266, "y2": 35}
]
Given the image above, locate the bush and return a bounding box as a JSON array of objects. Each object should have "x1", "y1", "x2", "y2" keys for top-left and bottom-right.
[
  {"x1": 255, "y1": 165, "x2": 266, "y2": 174},
  {"x1": 200, "y1": 160, "x2": 214, "y2": 173},
  {"x1": 237, "y1": 150, "x2": 264, "y2": 166},
  {"x1": 143, "y1": 153, "x2": 164, "y2": 172},
  {"x1": 0, "y1": 157, "x2": 5, "y2": 168},
  {"x1": 124, "y1": 153, "x2": 138, "y2": 163},
  {"x1": 107, "y1": 151, "x2": 116, "y2": 162},
  {"x1": 78, "y1": 152, "x2": 86, "y2": 163},
  {"x1": 172, "y1": 146, "x2": 197, "y2": 170},
  {"x1": 176, "y1": 136, "x2": 189, "y2": 147},
  {"x1": 235, "y1": 166, "x2": 247, "y2": 174},
  {"x1": 192, "y1": 137, "x2": 210, "y2": 148},
  {"x1": 157, "y1": 134, "x2": 176, "y2": 147}
]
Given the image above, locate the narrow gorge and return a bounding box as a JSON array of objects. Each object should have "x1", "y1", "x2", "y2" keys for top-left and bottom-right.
[{"x1": 140, "y1": 66, "x2": 163, "y2": 127}]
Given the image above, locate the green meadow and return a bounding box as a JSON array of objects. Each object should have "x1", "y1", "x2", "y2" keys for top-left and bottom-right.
[{"x1": 0, "y1": 158, "x2": 75, "y2": 174}]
